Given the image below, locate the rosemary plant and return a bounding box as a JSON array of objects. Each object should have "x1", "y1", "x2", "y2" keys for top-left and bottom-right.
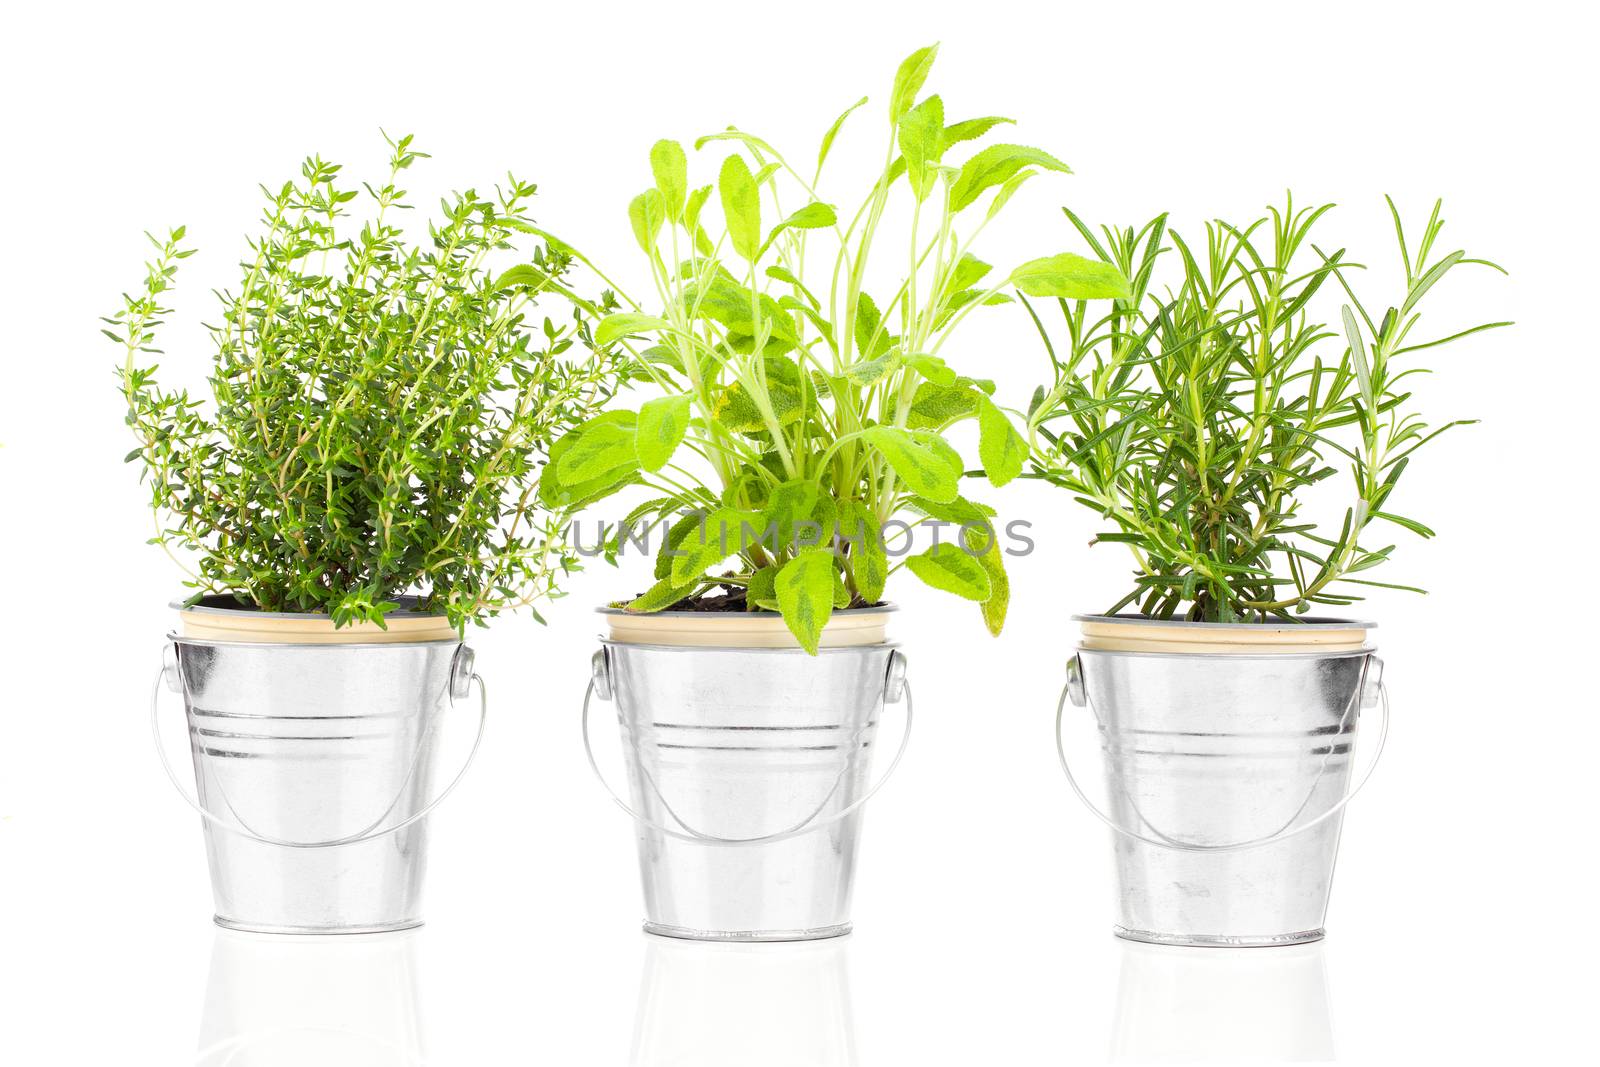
[
  {"x1": 543, "y1": 45, "x2": 1126, "y2": 652},
  {"x1": 106, "y1": 135, "x2": 623, "y2": 629},
  {"x1": 1025, "y1": 197, "x2": 1507, "y2": 622}
]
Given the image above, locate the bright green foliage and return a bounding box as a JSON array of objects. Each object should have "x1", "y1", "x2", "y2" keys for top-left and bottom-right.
[
  {"x1": 106, "y1": 135, "x2": 624, "y2": 630},
  {"x1": 1025, "y1": 197, "x2": 1508, "y2": 622},
  {"x1": 547, "y1": 46, "x2": 1124, "y2": 652}
]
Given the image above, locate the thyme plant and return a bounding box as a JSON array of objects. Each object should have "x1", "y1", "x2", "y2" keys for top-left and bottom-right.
[
  {"x1": 106, "y1": 135, "x2": 623, "y2": 629},
  {"x1": 1025, "y1": 197, "x2": 1507, "y2": 622},
  {"x1": 543, "y1": 45, "x2": 1126, "y2": 651}
]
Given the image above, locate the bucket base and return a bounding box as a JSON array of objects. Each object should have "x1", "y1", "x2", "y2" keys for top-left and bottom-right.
[
  {"x1": 1113, "y1": 925, "x2": 1325, "y2": 949},
  {"x1": 214, "y1": 916, "x2": 424, "y2": 937},
  {"x1": 643, "y1": 921, "x2": 852, "y2": 943}
]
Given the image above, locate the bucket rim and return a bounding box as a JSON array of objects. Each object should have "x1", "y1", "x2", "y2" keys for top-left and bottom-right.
[
  {"x1": 595, "y1": 602, "x2": 897, "y2": 618},
  {"x1": 171, "y1": 593, "x2": 450, "y2": 622},
  {"x1": 598, "y1": 637, "x2": 901, "y2": 655},
  {"x1": 1071, "y1": 612, "x2": 1376, "y2": 631},
  {"x1": 167, "y1": 631, "x2": 461, "y2": 651},
  {"x1": 1075, "y1": 645, "x2": 1373, "y2": 662}
]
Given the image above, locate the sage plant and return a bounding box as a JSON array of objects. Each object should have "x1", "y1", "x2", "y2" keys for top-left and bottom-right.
[{"x1": 543, "y1": 45, "x2": 1126, "y2": 651}]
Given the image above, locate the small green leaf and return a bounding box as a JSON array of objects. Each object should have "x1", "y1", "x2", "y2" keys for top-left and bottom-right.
[
  {"x1": 897, "y1": 94, "x2": 945, "y2": 201},
  {"x1": 853, "y1": 292, "x2": 892, "y2": 359},
  {"x1": 715, "y1": 354, "x2": 807, "y2": 433},
  {"x1": 629, "y1": 189, "x2": 666, "y2": 252},
  {"x1": 653, "y1": 511, "x2": 702, "y2": 581},
  {"x1": 817, "y1": 96, "x2": 869, "y2": 175},
  {"x1": 935, "y1": 289, "x2": 1010, "y2": 329},
  {"x1": 747, "y1": 565, "x2": 780, "y2": 610},
  {"x1": 832, "y1": 568, "x2": 853, "y2": 608},
  {"x1": 777, "y1": 202, "x2": 837, "y2": 231},
  {"x1": 670, "y1": 507, "x2": 766, "y2": 584},
  {"x1": 650, "y1": 140, "x2": 688, "y2": 222},
  {"x1": 985, "y1": 169, "x2": 1036, "y2": 221},
  {"x1": 906, "y1": 542, "x2": 992, "y2": 601},
  {"x1": 555, "y1": 412, "x2": 639, "y2": 483},
  {"x1": 1373, "y1": 510, "x2": 1435, "y2": 538},
  {"x1": 862, "y1": 425, "x2": 960, "y2": 503},
  {"x1": 908, "y1": 381, "x2": 981, "y2": 428},
  {"x1": 903, "y1": 352, "x2": 956, "y2": 386},
  {"x1": 976, "y1": 396, "x2": 1026, "y2": 487},
  {"x1": 906, "y1": 494, "x2": 996, "y2": 528},
  {"x1": 626, "y1": 576, "x2": 700, "y2": 613},
  {"x1": 719, "y1": 154, "x2": 762, "y2": 262},
  {"x1": 763, "y1": 478, "x2": 822, "y2": 551},
  {"x1": 493, "y1": 264, "x2": 558, "y2": 292},
  {"x1": 942, "y1": 115, "x2": 1013, "y2": 148},
  {"x1": 681, "y1": 274, "x2": 801, "y2": 353},
  {"x1": 914, "y1": 430, "x2": 966, "y2": 483},
  {"x1": 776, "y1": 551, "x2": 836, "y2": 655},
  {"x1": 595, "y1": 312, "x2": 672, "y2": 347},
  {"x1": 636, "y1": 394, "x2": 693, "y2": 472},
  {"x1": 845, "y1": 350, "x2": 903, "y2": 387},
  {"x1": 759, "y1": 202, "x2": 837, "y2": 256},
  {"x1": 889, "y1": 44, "x2": 940, "y2": 123},
  {"x1": 685, "y1": 185, "x2": 713, "y2": 234},
  {"x1": 942, "y1": 254, "x2": 993, "y2": 301},
  {"x1": 1008, "y1": 253, "x2": 1131, "y2": 299},
  {"x1": 968, "y1": 524, "x2": 1010, "y2": 635},
  {"x1": 540, "y1": 420, "x2": 640, "y2": 510},
  {"x1": 840, "y1": 500, "x2": 887, "y2": 603},
  {"x1": 950, "y1": 144, "x2": 1070, "y2": 212},
  {"x1": 1342, "y1": 305, "x2": 1374, "y2": 407},
  {"x1": 766, "y1": 264, "x2": 812, "y2": 297}
]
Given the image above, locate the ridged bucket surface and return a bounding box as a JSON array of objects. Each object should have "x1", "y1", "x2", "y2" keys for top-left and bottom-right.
[
  {"x1": 1077, "y1": 646, "x2": 1377, "y2": 947},
  {"x1": 604, "y1": 642, "x2": 894, "y2": 942},
  {"x1": 170, "y1": 637, "x2": 461, "y2": 934}
]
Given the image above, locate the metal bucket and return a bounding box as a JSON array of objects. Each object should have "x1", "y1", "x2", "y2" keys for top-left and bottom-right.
[
  {"x1": 1057, "y1": 624, "x2": 1388, "y2": 947},
  {"x1": 583, "y1": 642, "x2": 911, "y2": 942},
  {"x1": 153, "y1": 636, "x2": 487, "y2": 934}
]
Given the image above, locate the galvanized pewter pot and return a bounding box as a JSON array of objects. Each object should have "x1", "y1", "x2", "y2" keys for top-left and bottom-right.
[
  {"x1": 152, "y1": 599, "x2": 487, "y2": 934},
  {"x1": 583, "y1": 607, "x2": 911, "y2": 942},
  {"x1": 1057, "y1": 615, "x2": 1388, "y2": 947}
]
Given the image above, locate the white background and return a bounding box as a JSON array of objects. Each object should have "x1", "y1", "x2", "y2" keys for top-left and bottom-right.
[{"x1": 1, "y1": 2, "x2": 1594, "y2": 1063}]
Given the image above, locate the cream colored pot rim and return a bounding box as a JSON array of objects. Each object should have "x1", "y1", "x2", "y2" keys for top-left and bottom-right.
[
  {"x1": 172, "y1": 593, "x2": 447, "y2": 621},
  {"x1": 172, "y1": 593, "x2": 461, "y2": 646},
  {"x1": 597, "y1": 638, "x2": 901, "y2": 653},
  {"x1": 166, "y1": 632, "x2": 459, "y2": 651},
  {"x1": 598, "y1": 602, "x2": 894, "y2": 649},
  {"x1": 596, "y1": 602, "x2": 896, "y2": 618},
  {"x1": 1076, "y1": 644, "x2": 1373, "y2": 661},
  {"x1": 1071, "y1": 612, "x2": 1376, "y2": 631}
]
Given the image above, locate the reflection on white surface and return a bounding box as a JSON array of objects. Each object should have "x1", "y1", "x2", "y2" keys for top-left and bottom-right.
[
  {"x1": 196, "y1": 928, "x2": 424, "y2": 1066},
  {"x1": 632, "y1": 933, "x2": 857, "y2": 1067},
  {"x1": 1111, "y1": 940, "x2": 1334, "y2": 1062}
]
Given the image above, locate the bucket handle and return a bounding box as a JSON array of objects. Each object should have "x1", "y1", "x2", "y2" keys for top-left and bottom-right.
[
  {"x1": 151, "y1": 643, "x2": 488, "y2": 849},
  {"x1": 580, "y1": 647, "x2": 913, "y2": 848},
  {"x1": 1054, "y1": 653, "x2": 1390, "y2": 854}
]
